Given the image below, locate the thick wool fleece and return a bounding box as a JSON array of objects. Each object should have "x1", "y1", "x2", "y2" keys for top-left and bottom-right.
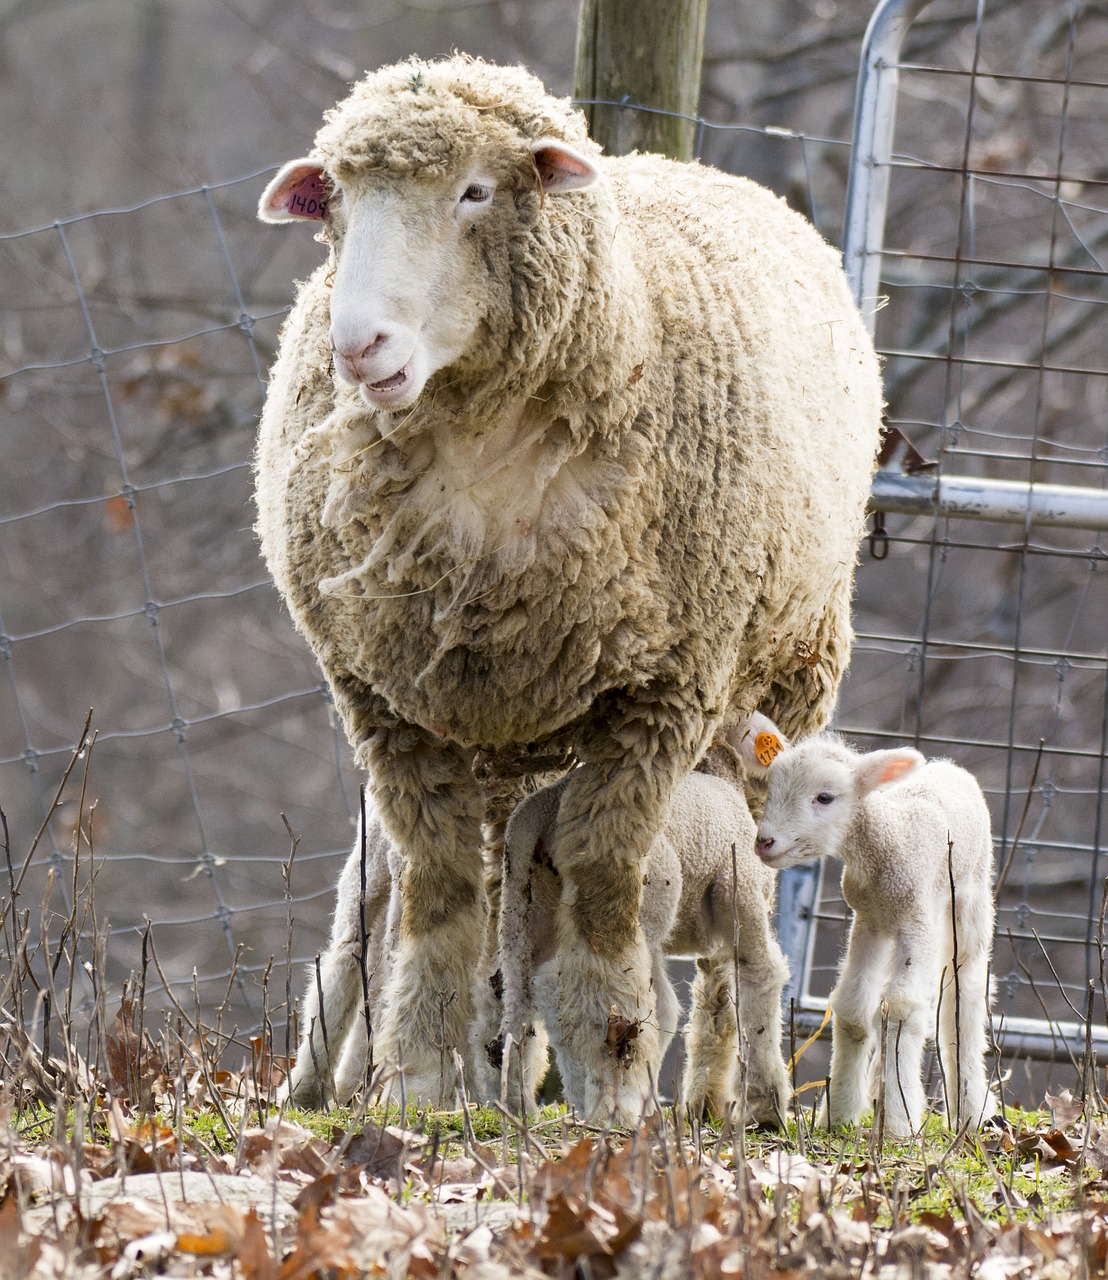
[{"x1": 255, "y1": 55, "x2": 882, "y2": 1120}]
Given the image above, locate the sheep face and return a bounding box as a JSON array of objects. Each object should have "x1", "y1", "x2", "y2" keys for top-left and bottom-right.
[
  {"x1": 259, "y1": 139, "x2": 598, "y2": 412},
  {"x1": 755, "y1": 740, "x2": 924, "y2": 869}
]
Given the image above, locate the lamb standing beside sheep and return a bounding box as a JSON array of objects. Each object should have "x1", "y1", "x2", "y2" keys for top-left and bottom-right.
[
  {"x1": 255, "y1": 55, "x2": 883, "y2": 1120},
  {"x1": 500, "y1": 762, "x2": 790, "y2": 1124},
  {"x1": 750, "y1": 727, "x2": 996, "y2": 1136}
]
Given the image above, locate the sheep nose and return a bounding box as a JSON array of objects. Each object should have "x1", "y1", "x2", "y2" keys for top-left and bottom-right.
[
  {"x1": 755, "y1": 835, "x2": 775, "y2": 858},
  {"x1": 331, "y1": 330, "x2": 388, "y2": 364}
]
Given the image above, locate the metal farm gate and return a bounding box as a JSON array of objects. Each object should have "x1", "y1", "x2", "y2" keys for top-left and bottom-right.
[{"x1": 778, "y1": 0, "x2": 1108, "y2": 1099}]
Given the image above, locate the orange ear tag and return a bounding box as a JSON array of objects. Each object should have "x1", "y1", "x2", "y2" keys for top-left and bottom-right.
[{"x1": 755, "y1": 732, "x2": 784, "y2": 768}]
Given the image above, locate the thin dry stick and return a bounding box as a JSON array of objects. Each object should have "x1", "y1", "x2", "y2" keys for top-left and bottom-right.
[
  {"x1": 280, "y1": 815, "x2": 301, "y2": 1071},
  {"x1": 1004, "y1": 929, "x2": 1082, "y2": 1074},
  {"x1": 1, "y1": 809, "x2": 26, "y2": 1052},
  {"x1": 872, "y1": 999, "x2": 890, "y2": 1155},
  {"x1": 947, "y1": 835, "x2": 963, "y2": 1127},
  {"x1": 993, "y1": 739, "x2": 1044, "y2": 901},
  {"x1": 0, "y1": 709, "x2": 95, "y2": 934},
  {"x1": 788, "y1": 997, "x2": 798, "y2": 1134},
  {"x1": 357, "y1": 786, "x2": 375, "y2": 1088},
  {"x1": 81, "y1": 802, "x2": 102, "y2": 1091},
  {"x1": 728, "y1": 841, "x2": 753, "y2": 1124},
  {"x1": 892, "y1": 1018, "x2": 912, "y2": 1136},
  {"x1": 1097, "y1": 878, "x2": 1108, "y2": 1042},
  {"x1": 65, "y1": 726, "x2": 99, "y2": 1035},
  {"x1": 1029, "y1": 927, "x2": 1085, "y2": 1021},
  {"x1": 188, "y1": 971, "x2": 240, "y2": 1146},
  {"x1": 312, "y1": 954, "x2": 335, "y2": 1107},
  {"x1": 137, "y1": 923, "x2": 152, "y2": 1116},
  {"x1": 984, "y1": 961, "x2": 1006, "y2": 1121},
  {"x1": 935, "y1": 965, "x2": 951, "y2": 1125},
  {"x1": 1080, "y1": 979, "x2": 1099, "y2": 1113},
  {"x1": 37, "y1": 871, "x2": 58, "y2": 1078},
  {"x1": 212, "y1": 943, "x2": 246, "y2": 1050},
  {"x1": 257, "y1": 962, "x2": 276, "y2": 1121}
]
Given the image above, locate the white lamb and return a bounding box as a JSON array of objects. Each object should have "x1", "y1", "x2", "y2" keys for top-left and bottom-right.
[
  {"x1": 499, "y1": 763, "x2": 790, "y2": 1125},
  {"x1": 748, "y1": 726, "x2": 996, "y2": 1136},
  {"x1": 255, "y1": 54, "x2": 882, "y2": 1121}
]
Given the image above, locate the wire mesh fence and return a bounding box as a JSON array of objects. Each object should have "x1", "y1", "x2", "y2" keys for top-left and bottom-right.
[{"x1": 1, "y1": 0, "x2": 1105, "y2": 1106}]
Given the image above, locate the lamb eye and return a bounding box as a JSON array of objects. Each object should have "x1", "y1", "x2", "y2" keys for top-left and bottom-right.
[
  {"x1": 815, "y1": 792, "x2": 835, "y2": 806},
  {"x1": 460, "y1": 183, "x2": 492, "y2": 204}
]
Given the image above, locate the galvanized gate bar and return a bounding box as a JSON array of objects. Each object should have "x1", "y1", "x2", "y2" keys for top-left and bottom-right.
[
  {"x1": 870, "y1": 471, "x2": 1108, "y2": 532},
  {"x1": 842, "y1": 0, "x2": 934, "y2": 325}
]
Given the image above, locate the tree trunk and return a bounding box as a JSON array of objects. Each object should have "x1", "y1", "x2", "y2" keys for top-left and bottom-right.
[{"x1": 573, "y1": 0, "x2": 709, "y2": 161}]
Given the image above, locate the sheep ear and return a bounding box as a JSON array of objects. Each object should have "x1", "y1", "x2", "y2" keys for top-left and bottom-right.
[
  {"x1": 258, "y1": 160, "x2": 330, "y2": 223},
  {"x1": 530, "y1": 139, "x2": 601, "y2": 193},
  {"x1": 727, "y1": 710, "x2": 789, "y2": 774},
  {"x1": 854, "y1": 748, "x2": 925, "y2": 796}
]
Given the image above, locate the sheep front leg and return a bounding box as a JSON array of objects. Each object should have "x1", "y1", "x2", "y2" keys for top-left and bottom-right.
[
  {"x1": 827, "y1": 920, "x2": 893, "y2": 1126},
  {"x1": 550, "y1": 698, "x2": 706, "y2": 1123},
  {"x1": 937, "y1": 899, "x2": 996, "y2": 1130},
  {"x1": 362, "y1": 725, "x2": 489, "y2": 1105}
]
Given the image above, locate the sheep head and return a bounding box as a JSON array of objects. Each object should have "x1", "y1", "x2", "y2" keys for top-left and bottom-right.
[
  {"x1": 753, "y1": 733, "x2": 925, "y2": 869},
  {"x1": 258, "y1": 56, "x2": 602, "y2": 412}
]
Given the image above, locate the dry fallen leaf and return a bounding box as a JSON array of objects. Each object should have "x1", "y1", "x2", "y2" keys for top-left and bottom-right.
[{"x1": 1045, "y1": 1089, "x2": 1084, "y2": 1130}]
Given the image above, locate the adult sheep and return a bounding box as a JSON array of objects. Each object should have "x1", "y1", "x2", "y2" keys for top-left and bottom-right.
[{"x1": 256, "y1": 54, "x2": 883, "y2": 1122}]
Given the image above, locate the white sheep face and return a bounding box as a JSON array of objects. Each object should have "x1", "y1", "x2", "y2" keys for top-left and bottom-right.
[
  {"x1": 755, "y1": 741, "x2": 924, "y2": 869},
  {"x1": 258, "y1": 140, "x2": 600, "y2": 412}
]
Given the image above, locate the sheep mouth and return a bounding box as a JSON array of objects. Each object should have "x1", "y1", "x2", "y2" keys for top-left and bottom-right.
[{"x1": 361, "y1": 363, "x2": 415, "y2": 406}]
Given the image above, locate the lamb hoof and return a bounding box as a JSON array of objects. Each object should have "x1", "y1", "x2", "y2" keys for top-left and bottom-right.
[{"x1": 284, "y1": 1073, "x2": 326, "y2": 1110}]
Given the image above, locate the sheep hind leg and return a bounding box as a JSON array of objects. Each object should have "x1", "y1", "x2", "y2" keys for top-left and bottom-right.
[{"x1": 937, "y1": 942, "x2": 996, "y2": 1130}]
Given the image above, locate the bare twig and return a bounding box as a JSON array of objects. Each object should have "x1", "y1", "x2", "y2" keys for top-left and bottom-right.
[{"x1": 0, "y1": 709, "x2": 95, "y2": 935}]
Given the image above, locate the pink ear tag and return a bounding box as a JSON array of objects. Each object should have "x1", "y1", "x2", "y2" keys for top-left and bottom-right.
[
  {"x1": 287, "y1": 173, "x2": 328, "y2": 220},
  {"x1": 755, "y1": 731, "x2": 784, "y2": 768}
]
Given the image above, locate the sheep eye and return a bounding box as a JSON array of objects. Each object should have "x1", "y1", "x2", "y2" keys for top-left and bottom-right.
[
  {"x1": 460, "y1": 183, "x2": 492, "y2": 205},
  {"x1": 815, "y1": 792, "x2": 835, "y2": 806}
]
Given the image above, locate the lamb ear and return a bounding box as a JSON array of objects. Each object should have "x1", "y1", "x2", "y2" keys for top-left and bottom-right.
[
  {"x1": 530, "y1": 139, "x2": 601, "y2": 194},
  {"x1": 258, "y1": 160, "x2": 330, "y2": 223},
  {"x1": 726, "y1": 710, "x2": 789, "y2": 774},
  {"x1": 854, "y1": 748, "x2": 925, "y2": 796}
]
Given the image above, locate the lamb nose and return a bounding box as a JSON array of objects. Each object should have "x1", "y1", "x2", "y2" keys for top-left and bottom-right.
[{"x1": 755, "y1": 835, "x2": 774, "y2": 856}]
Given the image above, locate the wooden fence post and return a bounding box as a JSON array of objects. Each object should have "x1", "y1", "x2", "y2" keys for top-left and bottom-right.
[{"x1": 573, "y1": 0, "x2": 709, "y2": 161}]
